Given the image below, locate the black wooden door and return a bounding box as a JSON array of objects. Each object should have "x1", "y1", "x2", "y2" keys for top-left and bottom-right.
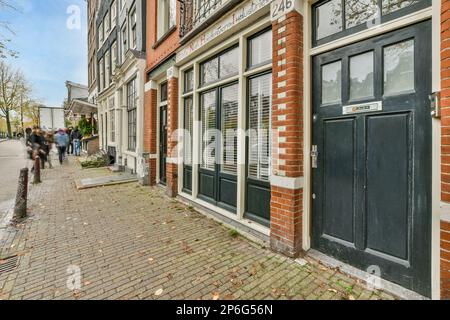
[
  {"x1": 198, "y1": 83, "x2": 238, "y2": 213},
  {"x1": 245, "y1": 72, "x2": 272, "y2": 227},
  {"x1": 159, "y1": 105, "x2": 167, "y2": 185},
  {"x1": 312, "y1": 21, "x2": 432, "y2": 296},
  {"x1": 183, "y1": 97, "x2": 193, "y2": 193}
]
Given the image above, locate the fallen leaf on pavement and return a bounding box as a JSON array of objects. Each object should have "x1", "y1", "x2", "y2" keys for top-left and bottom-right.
[
  {"x1": 155, "y1": 288, "x2": 163, "y2": 296},
  {"x1": 181, "y1": 240, "x2": 194, "y2": 254}
]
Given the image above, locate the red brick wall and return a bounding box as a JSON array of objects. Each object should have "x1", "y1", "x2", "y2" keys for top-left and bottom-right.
[
  {"x1": 270, "y1": 11, "x2": 304, "y2": 257},
  {"x1": 145, "y1": 0, "x2": 181, "y2": 188},
  {"x1": 166, "y1": 76, "x2": 179, "y2": 197},
  {"x1": 443, "y1": 0, "x2": 450, "y2": 300},
  {"x1": 144, "y1": 88, "x2": 157, "y2": 185},
  {"x1": 442, "y1": 0, "x2": 450, "y2": 201},
  {"x1": 271, "y1": 187, "x2": 303, "y2": 257},
  {"x1": 146, "y1": 0, "x2": 181, "y2": 72}
]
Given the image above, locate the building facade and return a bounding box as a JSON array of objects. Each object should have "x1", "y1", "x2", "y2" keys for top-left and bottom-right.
[
  {"x1": 64, "y1": 81, "x2": 89, "y2": 125},
  {"x1": 95, "y1": 0, "x2": 147, "y2": 178},
  {"x1": 144, "y1": 0, "x2": 181, "y2": 191},
  {"x1": 87, "y1": 0, "x2": 99, "y2": 105},
  {"x1": 137, "y1": 0, "x2": 449, "y2": 299}
]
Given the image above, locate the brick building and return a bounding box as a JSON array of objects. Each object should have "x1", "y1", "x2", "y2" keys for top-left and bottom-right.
[
  {"x1": 144, "y1": 0, "x2": 181, "y2": 190},
  {"x1": 140, "y1": 0, "x2": 449, "y2": 299},
  {"x1": 94, "y1": 0, "x2": 148, "y2": 177}
]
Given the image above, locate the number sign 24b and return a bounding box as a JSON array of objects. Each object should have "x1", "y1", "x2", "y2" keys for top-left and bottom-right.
[{"x1": 271, "y1": 0, "x2": 302, "y2": 21}]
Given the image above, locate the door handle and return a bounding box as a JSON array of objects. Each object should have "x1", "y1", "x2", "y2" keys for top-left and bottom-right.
[{"x1": 311, "y1": 145, "x2": 318, "y2": 169}]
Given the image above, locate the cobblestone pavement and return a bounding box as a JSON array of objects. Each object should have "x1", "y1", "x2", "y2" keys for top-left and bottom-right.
[{"x1": 0, "y1": 157, "x2": 398, "y2": 300}]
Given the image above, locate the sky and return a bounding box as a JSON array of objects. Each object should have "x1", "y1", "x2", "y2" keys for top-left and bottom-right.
[{"x1": 0, "y1": 0, "x2": 88, "y2": 108}]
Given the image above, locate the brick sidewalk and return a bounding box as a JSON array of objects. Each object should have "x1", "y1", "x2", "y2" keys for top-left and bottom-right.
[{"x1": 0, "y1": 158, "x2": 397, "y2": 300}]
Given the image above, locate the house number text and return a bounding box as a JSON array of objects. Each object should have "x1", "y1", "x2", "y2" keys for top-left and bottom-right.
[{"x1": 271, "y1": 0, "x2": 295, "y2": 21}]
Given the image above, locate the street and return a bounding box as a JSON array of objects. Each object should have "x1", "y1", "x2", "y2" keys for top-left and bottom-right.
[
  {"x1": 0, "y1": 156, "x2": 397, "y2": 300},
  {"x1": 0, "y1": 140, "x2": 29, "y2": 211}
]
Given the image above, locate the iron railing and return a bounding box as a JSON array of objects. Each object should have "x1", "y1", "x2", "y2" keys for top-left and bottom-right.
[{"x1": 179, "y1": 0, "x2": 226, "y2": 38}]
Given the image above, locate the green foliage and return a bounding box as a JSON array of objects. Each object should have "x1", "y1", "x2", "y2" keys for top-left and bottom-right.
[
  {"x1": 77, "y1": 117, "x2": 97, "y2": 137},
  {"x1": 229, "y1": 229, "x2": 240, "y2": 238},
  {"x1": 80, "y1": 154, "x2": 107, "y2": 169}
]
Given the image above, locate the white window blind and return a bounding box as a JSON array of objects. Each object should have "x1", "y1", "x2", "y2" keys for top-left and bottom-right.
[
  {"x1": 248, "y1": 73, "x2": 272, "y2": 181},
  {"x1": 201, "y1": 91, "x2": 216, "y2": 171},
  {"x1": 249, "y1": 29, "x2": 272, "y2": 68},
  {"x1": 221, "y1": 84, "x2": 238, "y2": 175}
]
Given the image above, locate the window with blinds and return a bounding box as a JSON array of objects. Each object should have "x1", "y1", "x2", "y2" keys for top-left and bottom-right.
[
  {"x1": 127, "y1": 78, "x2": 137, "y2": 151},
  {"x1": 109, "y1": 96, "x2": 116, "y2": 143},
  {"x1": 110, "y1": 110, "x2": 115, "y2": 143},
  {"x1": 248, "y1": 28, "x2": 273, "y2": 68},
  {"x1": 128, "y1": 108, "x2": 137, "y2": 151},
  {"x1": 184, "y1": 97, "x2": 193, "y2": 166},
  {"x1": 248, "y1": 73, "x2": 272, "y2": 181},
  {"x1": 221, "y1": 84, "x2": 238, "y2": 175},
  {"x1": 201, "y1": 91, "x2": 217, "y2": 171}
]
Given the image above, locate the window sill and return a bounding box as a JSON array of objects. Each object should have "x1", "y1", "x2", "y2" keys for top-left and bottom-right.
[
  {"x1": 246, "y1": 61, "x2": 272, "y2": 73},
  {"x1": 152, "y1": 26, "x2": 177, "y2": 49}
]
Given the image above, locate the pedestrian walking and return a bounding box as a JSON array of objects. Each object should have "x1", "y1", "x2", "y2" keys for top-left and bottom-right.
[
  {"x1": 29, "y1": 126, "x2": 46, "y2": 170},
  {"x1": 39, "y1": 131, "x2": 48, "y2": 168},
  {"x1": 71, "y1": 127, "x2": 82, "y2": 157},
  {"x1": 67, "y1": 127, "x2": 73, "y2": 155},
  {"x1": 44, "y1": 132, "x2": 55, "y2": 169},
  {"x1": 55, "y1": 129, "x2": 69, "y2": 165},
  {"x1": 25, "y1": 127, "x2": 33, "y2": 160}
]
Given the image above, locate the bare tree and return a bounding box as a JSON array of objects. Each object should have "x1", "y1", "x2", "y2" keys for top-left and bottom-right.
[
  {"x1": 0, "y1": 61, "x2": 28, "y2": 136},
  {"x1": 0, "y1": 0, "x2": 18, "y2": 59}
]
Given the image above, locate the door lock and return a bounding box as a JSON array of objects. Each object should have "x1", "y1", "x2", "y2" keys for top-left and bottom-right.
[
  {"x1": 430, "y1": 92, "x2": 441, "y2": 118},
  {"x1": 311, "y1": 145, "x2": 318, "y2": 169}
]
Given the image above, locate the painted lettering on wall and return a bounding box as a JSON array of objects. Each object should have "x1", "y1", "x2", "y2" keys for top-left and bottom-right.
[{"x1": 177, "y1": 0, "x2": 272, "y2": 63}]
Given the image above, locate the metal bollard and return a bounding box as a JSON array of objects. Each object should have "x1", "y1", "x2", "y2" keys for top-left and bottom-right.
[
  {"x1": 34, "y1": 156, "x2": 41, "y2": 184},
  {"x1": 13, "y1": 168, "x2": 29, "y2": 221}
]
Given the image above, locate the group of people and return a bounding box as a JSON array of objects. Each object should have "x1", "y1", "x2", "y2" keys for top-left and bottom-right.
[{"x1": 25, "y1": 126, "x2": 83, "y2": 168}]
